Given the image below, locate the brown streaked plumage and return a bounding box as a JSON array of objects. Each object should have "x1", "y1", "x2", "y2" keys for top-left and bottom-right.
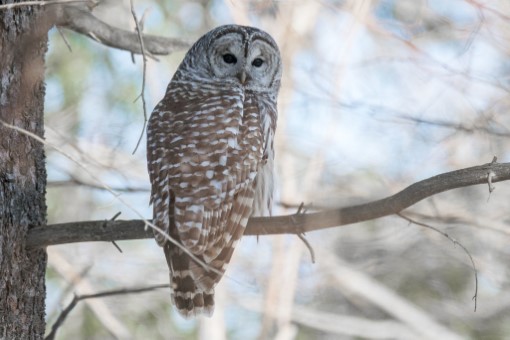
[{"x1": 147, "y1": 25, "x2": 281, "y2": 317}]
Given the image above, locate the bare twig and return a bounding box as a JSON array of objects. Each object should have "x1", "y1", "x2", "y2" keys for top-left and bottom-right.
[
  {"x1": 398, "y1": 115, "x2": 510, "y2": 138},
  {"x1": 399, "y1": 209, "x2": 510, "y2": 237},
  {"x1": 105, "y1": 212, "x2": 123, "y2": 252},
  {"x1": 0, "y1": 0, "x2": 90, "y2": 10},
  {"x1": 111, "y1": 241, "x2": 123, "y2": 250},
  {"x1": 487, "y1": 156, "x2": 498, "y2": 200},
  {"x1": 48, "y1": 178, "x2": 149, "y2": 192},
  {"x1": 47, "y1": 249, "x2": 132, "y2": 338},
  {"x1": 397, "y1": 213, "x2": 478, "y2": 312},
  {"x1": 487, "y1": 170, "x2": 496, "y2": 201},
  {"x1": 293, "y1": 203, "x2": 315, "y2": 263},
  {"x1": 56, "y1": 6, "x2": 190, "y2": 56},
  {"x1": 45, "y1": 284, "x2": 169, "y2": 340},
  {"x1": 278, "y1": 201, "x2": 315, "y2": 210},
  {"x1": 56, "y1": 26, "x2": 72, "y2": 52},
  {"x1": 130, "y1": 0, "x2": 149, "y2": 155},
  {"x1": 297, "y1": 233, "x2": 315, "y2": 264}
]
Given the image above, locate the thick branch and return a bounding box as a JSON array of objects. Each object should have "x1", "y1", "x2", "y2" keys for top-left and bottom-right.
[
  {"x1": 27, "y1": 161, "x2": 510, "y2": 248},
  {"x1": 56, "y1": 6, "x2": 190, "y2": 55}
]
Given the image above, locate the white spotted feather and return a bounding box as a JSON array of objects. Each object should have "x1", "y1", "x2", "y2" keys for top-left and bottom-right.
[{"x1": 147, "y1": 24, "x2": 281, "y2": 318}]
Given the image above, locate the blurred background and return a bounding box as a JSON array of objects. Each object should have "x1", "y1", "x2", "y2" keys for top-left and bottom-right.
[{"x1": 44, "y1": 0, "x2": 510, "y2": 339}]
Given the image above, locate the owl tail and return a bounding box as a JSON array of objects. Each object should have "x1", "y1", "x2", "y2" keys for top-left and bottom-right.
[{"x1": 164, "y1": 243, "x2": 214, "y2": 318}]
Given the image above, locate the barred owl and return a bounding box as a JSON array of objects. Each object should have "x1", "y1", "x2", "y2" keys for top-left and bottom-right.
[{"x1": 147, "y1": 25, "x2": 281, "y2": 318}]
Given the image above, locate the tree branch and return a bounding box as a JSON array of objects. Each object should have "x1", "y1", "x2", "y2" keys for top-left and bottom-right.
[
  {"x1": 45, "y1": 284, "x2": 169, "y2": 340},
  {"x1": 26, "y1": 160, "x2": 510, "y2": 248},
  {"x1": 0, "y1": 0, "x2": 88, "y2": 10},
  {"x1": 55, "y1": 6, "x2": 190, "y2": 55}
]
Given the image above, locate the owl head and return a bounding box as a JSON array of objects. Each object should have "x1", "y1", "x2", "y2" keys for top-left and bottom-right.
[{"x1": 174, "y1": 25, "x2": 282, "y2": 93}]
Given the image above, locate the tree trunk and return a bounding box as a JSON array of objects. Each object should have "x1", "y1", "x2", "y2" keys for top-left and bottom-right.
[{"x1": 0, "y1": 4, "x2": 52, "y2": 339}]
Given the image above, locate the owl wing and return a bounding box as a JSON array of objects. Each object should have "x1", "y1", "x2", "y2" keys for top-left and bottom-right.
[
  {"x1": 147, "y1": 85, "x2": 251, "y2": 249},
  {"x1": 147, "y1": 104, "x2": 173, "y2": 246},
  {"x1": 147, "y1": 84, "x2": 265, "y2": 316},
  {"x1": 191, "y1": 94, "x2": 277, "y2": 289},
  {"x1": 165, "y1": 86, "x2": 259, "y2": 256}
]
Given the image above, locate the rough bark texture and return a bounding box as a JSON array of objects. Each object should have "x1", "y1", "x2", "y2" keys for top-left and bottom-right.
[{"x1": 0, "y1": 3, "x2": 51, "y2": 339}]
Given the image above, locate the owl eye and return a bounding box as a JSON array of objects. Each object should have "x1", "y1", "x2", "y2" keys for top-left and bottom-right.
[
  {"x1": 252, "y1": 58, "x2": 264, "y2": 67},
  {"x1": 222, "y1": 54, "x2": 237, "y2": 64}
]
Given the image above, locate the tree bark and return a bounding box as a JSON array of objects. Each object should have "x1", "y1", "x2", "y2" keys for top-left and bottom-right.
[{"x1": 0, "y1": 4, "x2": 52, "y2": 339}]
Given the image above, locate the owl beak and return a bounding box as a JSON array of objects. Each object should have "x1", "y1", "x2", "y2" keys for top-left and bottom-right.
[{"x1": 238, "y1": 71, "x2": 247, "y2": 84}]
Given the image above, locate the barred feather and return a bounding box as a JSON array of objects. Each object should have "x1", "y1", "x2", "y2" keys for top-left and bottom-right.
[{"x1": 147, "y1": 25, "x2": 280, "y2": 318}]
